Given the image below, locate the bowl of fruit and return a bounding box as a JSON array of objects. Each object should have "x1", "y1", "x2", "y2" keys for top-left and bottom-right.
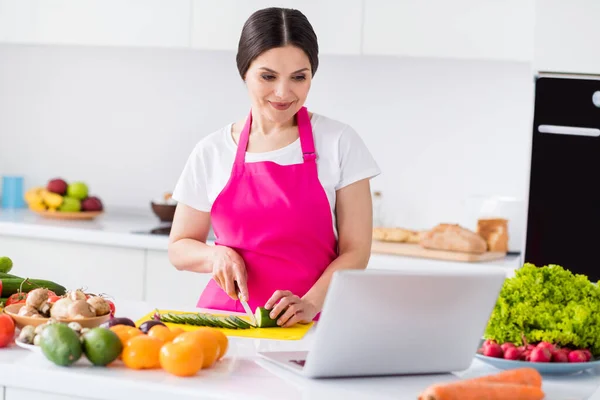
[
  {"x1": 478, "y1": 263, "x2": 600, "y2": 375},
  {"x1": 25, "y1": 178, "x2": 104, "y2": 220}
]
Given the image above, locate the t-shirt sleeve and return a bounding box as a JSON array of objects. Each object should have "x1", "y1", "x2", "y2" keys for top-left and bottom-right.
[
  {"x1": 336, "y1": 125, "x2": 381, "y2": 190},
  {"x1": 172, "y1": 144, "x2": 211, "y2": 212}
]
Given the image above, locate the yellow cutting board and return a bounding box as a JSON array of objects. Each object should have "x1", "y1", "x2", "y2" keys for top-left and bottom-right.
[{"x1": 135, "y1": 310, "x2": 313, "y2": 341}]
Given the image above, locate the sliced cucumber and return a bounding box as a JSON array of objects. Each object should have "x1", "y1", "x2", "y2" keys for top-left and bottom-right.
[
  {"x1": 231, "y1": 316, "x2": 253, "y2": 329},
  {"x1": 254, "y1": 307, "x2": 284, "y2": 328},
  {"x1": 217, "y1": 317, "x2": 238, "y2": 329}
]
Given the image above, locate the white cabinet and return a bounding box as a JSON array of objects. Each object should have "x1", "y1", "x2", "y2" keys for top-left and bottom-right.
[
  {"x1": 191, "y1": 0, "x2": 363, "y2": 55},
  {"x1": 144, "y1": 250, "x2": 212, "y2": 310},
  {"x1": 0, "y1": 0, "x2": 191, "y2": 48},
  {"x1": 534, "y1": 0, "x2": 600, "y2": 74},
  {"x1": 6, "y1": 388, "x2": 86, "y2": 400},
  {"x1": 0, "y1": 236, "x2": 145, "y2": 301},
  {"x1": 363, "y1": 0, "x2": 534, "y2": 62}
]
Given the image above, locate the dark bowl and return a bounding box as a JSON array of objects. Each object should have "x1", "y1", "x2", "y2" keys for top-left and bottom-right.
[{"x1": 151, "y1": 202, "x2": 176, "y2": 222}]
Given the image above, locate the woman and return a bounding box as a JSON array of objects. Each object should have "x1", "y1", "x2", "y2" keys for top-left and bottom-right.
[{"x1": 168, "y1": 7, "x2": 380, "y2": 327}]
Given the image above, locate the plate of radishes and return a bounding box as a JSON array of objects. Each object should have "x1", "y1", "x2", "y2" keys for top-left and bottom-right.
[{"x1": 475, "y1": 338, "x2": 600, "y2": 375}]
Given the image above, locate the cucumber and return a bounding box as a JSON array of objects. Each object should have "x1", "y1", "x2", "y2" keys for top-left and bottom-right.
[
  {"x1": 0, "y1": 278, "x2": 66, "y2": 297},
  {"x1": 254, "y1": 307, "x2": 284, "y2": 328},
  {"x1": 0, "y1": 272, "x2": 22, "y2": 280},
  {"x1": 153, "y1": 311, "x2": 252, "y2": 330},
  {"x1": 0, "y1": 257, "x2": 12, "y2": 274}
]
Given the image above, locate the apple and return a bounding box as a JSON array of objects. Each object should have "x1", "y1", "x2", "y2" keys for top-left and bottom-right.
[
  {"x1": 81, "y1": 196, "x2": 103, "y2": 212},
  {"x1": 47, "y1": 178, "x2": 68, "y2": 195},
  {"x1": 67, "y1": 182, "x2": 89, "y2": 200}
]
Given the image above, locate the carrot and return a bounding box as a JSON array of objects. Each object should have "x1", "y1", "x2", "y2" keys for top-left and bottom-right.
[
  {"x1": 456, "y1": 367, "x2": 542, "y2": 388},
  {"x1": 418, "y1": 382, "x2": 545, "y2": 400}
]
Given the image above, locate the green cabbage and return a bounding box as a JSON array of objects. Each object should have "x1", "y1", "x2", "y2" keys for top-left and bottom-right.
[{"x1": 483, "y1": 263, "x2": 600, "y2": 355}]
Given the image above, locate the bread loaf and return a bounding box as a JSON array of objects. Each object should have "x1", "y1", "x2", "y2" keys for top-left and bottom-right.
[
  {"x1": 372, "y1": 227, "x2": 413, "y2": 243},
  {"x1": 477, "y1": 218, "x2": 509, "y2": 252},
  {"x1": 419, "y1": 223, "x2": 487, "y2": 254}
]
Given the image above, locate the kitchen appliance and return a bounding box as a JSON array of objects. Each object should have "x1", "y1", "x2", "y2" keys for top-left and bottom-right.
[
  {"x1": 258, "y1": 266, "x2": 506, "y2": 378},
  {"x1": 524, "y1": 72, "x2": 600, "y2": 281}
]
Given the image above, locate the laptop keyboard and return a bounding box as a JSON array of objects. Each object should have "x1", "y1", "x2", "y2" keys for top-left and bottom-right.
[{"x1": 290, "y1": 359, "x2": 306, "y2": 368}]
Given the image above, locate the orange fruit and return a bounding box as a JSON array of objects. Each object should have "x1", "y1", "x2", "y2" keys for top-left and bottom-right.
[
  {"x1": 110, "y1": 326, "x2": 142, "y2": 350},
  {"x1": 159, "y1": 341, "x2": 204, "y2": 377},
  {"x1": 147, "y1": 325, "x2": 177, "y2": 343},
  {"x1": 170, "y1": 327, "x2": 185, "y2": 337},
  {"x1": 173, "y1": 329, "x2": 220, "y2": 368},
  {"x1": 122, "y1": 335, "x2": 163, "y2": 370},
  {"x1": 210, "y1": 329, "x2": 229, "y2": 360}
]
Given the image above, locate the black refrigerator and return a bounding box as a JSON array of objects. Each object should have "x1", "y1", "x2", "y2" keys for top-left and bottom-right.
[{"x1": 524, "y1": 73, "x2": 600, "y2": 281}]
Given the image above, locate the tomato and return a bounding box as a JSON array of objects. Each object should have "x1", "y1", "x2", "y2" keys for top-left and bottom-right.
[
  {"x1": 47, "y1": 294, "x2": 61, "y2": 304},
  {"x1": 106, "y1": 299, "x2": 116, "y2": 315},
  {"x1": 0, "y1": 314, "x2": 15, "y2": 348},
  {"x1": 6, "y1": 292, "x2": 27, "y2": 306},
  {"x1": 0, "y1": 280, "x2": 3, "y2": 298}
]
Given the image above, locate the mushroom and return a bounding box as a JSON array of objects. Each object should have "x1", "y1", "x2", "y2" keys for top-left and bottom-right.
[
  {"x1": 68, "y1": 289, "x2": 87, "y2": 302},
  {"x1": 67, "y1": 322, "x2": 83, "y2": 333},
  {"x1": 18, "y1": 325, "x2": 36, "y2": 344},
  {"x1": 26, "y1": 288, "x2": 48, "y2": 310},
  {"x1": 86, "y1": 296, "x2": 110, "y2": 316},
  {"x1": 18, "y1": 305, "x2": 41, "y2": 317},
  {"x1": 50, "y1": 298, "x2": 73, "y2": 320},
  {"x1": 67, "y1": 300, "x2": 95, "y2": 319}
]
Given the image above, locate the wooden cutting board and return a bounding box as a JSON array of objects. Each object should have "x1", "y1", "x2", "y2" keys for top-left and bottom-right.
[
  {"x1": 371, "y1": 241, "x2": 506, "y2": 262},
  {"x1": 136, "y1": 310, "x2": 313, "y2": 341}
]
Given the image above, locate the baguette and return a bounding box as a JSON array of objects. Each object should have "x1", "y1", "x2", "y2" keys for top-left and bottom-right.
[{"x1": 420, "y1": 223, "x2": 487, "y2": 254}]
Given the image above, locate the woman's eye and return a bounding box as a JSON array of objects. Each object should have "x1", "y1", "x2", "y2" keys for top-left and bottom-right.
[
  {"x1": 293, "y1": 75, "x2": 306, "y2": 81},
  {"x1": 261, "y1": 75, "x2": 276, "y2": 81}
]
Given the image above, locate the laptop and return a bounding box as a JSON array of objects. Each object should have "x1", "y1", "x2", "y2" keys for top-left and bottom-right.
[{"x1": 257, "y1": 265, "x2": 506, "y2": 378}]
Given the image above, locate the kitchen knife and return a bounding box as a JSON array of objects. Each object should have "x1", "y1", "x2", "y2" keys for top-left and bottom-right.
[{"x1": 235, "y1": 281, "x2": 257, "y2": 327}]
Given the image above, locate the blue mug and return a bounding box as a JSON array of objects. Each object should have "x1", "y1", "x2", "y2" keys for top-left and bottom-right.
[{"x1": 1, "y1": 176, "x2": 25, "y2": 209}]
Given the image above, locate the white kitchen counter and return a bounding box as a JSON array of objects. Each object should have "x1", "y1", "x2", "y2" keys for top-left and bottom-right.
[
  {"x1": 0, "y1": 301, "x2": 599, "y2": 400},
  {"x1": 0, "y1": 208, "x2": 174, "y2": 250}
]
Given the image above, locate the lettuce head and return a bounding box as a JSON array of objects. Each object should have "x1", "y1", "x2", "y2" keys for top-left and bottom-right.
[{"x1": 484, "y1": 263, "x2": 600, "y2": 354}]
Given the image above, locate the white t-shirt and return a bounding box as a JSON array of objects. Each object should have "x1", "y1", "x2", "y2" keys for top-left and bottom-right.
[{"x1": 172, "y1": 113, "x2": 381, "y2": 237}]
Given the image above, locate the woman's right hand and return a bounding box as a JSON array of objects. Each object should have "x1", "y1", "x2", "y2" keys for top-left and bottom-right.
[{"x1": 210, "y1": 246, "x2": 249, "y2": 301}]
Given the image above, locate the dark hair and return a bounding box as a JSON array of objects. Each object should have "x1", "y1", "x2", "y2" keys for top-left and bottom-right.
[{"x1": 236, "y1": 7, "x2": 319, "y2": 80}]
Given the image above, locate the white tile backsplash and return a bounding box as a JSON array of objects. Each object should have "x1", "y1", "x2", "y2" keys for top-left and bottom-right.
[{"x1": 0, "y1": 43, "x2": 535, "y2": 234}]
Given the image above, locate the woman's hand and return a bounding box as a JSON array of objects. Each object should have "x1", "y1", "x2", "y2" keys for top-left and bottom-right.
[
  {"x1": 264, "y1": 290, "x2": 318, "y2": 327},
  {"x1": 210, "y1": 246, "x2": 249, "y2": 301}
]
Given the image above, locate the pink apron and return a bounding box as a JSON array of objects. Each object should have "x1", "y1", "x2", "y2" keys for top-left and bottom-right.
[{"x1": 197, "y1": 106, "x2": 338, "y2": 319}]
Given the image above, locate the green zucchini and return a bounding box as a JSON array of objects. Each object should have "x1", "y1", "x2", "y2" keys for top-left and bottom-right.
[
  {"x1": 0, "y1": 278, "x2": 67, "y2": 297},
  {"x1": 0, "y1": 257, "x2": 12, "y2": 274},
  {"x1": 254, "y1": 307, "x2": 284, "y2": 328}
]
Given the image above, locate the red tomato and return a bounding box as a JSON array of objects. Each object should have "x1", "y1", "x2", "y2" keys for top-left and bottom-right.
[
  {"x1": 47, "y1": 295, "x2": 61, "y2": 304},
  {"x1": 106, "y1": 299, "x2": 116, "y2": 315},
  {"x1": 0, "y1": 280, "x2": 3, "y2": 298},
  {"x1": 6, "y1": 292, "x2": 27, "y2": 306},
  {"x1": 0, "y1": 314, "x2": 15, "y2": 348}
]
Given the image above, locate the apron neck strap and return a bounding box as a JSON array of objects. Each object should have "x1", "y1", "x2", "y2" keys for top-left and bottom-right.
[{"x1": 234, "y1": 106, "x2": 316, "y2": 164}]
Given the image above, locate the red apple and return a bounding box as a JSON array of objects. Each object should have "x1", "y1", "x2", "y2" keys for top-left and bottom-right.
[
  {"x1": 47, "y1": 178, "x2": 68, "y2": 195},
  {"x1": 81, "y1": 196, "x2": 103, "y2": 212}
]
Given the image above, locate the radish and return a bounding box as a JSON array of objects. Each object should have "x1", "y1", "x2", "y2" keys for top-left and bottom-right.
[
  {"x1": 530, "y1": 347, "x2": 552, "y2": 362},
  {"x1": 551, "y1": 349, "x2": 569, "y2": 363},
  {"x1": 503, "y1": 346, "x2": 522, "y2": 360},
  {"x1": 536, "y1": 341, "x2": 555, "y2": 351},
  {"x1": 483, "y1": 339, "x2": 496, "y2": 347},
  {"x1": 501, "y1": 342, "x2": 515, "y2": 352},
  {"x1": 568, "y1": 350, "x2": 588, "y2": 363},
  {"x1": 580, "y1": 349, "x2": 592, "y2": 361},
  {"x1": 483, "y1": 342, "x2": 503, "y2": 358},
  {"x1": 520, "y1": 349, "x2": 532, "y2": 361}
]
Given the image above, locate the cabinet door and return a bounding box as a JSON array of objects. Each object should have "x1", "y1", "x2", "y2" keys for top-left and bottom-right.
[
  {"x1": 0, "y1": 236, "x2": 145, "y2": 301},
  {"x1": 6, "y1": 388, "x2": 88, "y2": 400},
  {"x1": 191, "y1": 0, "x2": 362, "y2": 55},
  {"x1": 534, "y1": 0, "x2": 600, "y2": 74},
  {"x1": 145, "y1": 250, "x2": 212, "y2": 310},
  {"x1": 363, "y1": 0, "x2": 534, "y2": 62},
  {"x1": 0, "y1": 0, "x2": 191, "y2": 48}
]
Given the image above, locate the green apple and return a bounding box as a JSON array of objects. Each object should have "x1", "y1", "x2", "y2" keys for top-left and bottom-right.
[
  {"x1": 67, "y1": 182, "x2": 88, "y2": 200},
  {"x1": 59, "y1": 197, "x2": 81, "y2": 212}
]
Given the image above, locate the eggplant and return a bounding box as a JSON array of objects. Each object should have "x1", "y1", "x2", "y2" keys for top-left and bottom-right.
[
  {"x1": 139, "y1": 320, "x2": 166, "y2": 334},
  {"x1": 100, "y1": 317, "x2": 136, "y2": 329}
]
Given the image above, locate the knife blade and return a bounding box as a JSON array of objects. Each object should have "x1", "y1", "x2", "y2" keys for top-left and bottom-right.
[{"x1": 235, "y1": 281, "x2": 257, "y2": 327}]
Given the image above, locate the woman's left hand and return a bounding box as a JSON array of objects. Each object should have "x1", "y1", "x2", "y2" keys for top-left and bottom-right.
[{"x1": 264, "y1": 290, "x2": 318, "y2": 327}]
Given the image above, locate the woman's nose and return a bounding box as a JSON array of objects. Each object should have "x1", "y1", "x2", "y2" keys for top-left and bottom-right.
[{"x1": 273, "y1": 80, "x2": 289, "y2": 98}]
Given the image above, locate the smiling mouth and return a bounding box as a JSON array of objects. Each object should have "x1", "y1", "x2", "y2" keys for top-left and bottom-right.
[{"x1": 269, "y1": 101, "x2": 293, "y2": 111}]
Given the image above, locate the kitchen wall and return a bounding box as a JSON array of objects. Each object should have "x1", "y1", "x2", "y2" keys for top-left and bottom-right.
[{"x1": 0, "y1": 43, "x2": 535, "y2": 232}]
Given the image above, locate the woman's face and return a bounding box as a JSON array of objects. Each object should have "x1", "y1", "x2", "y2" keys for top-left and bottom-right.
[{"x1": 245, "y1": 45, "x2": 312, "y2": 126}]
